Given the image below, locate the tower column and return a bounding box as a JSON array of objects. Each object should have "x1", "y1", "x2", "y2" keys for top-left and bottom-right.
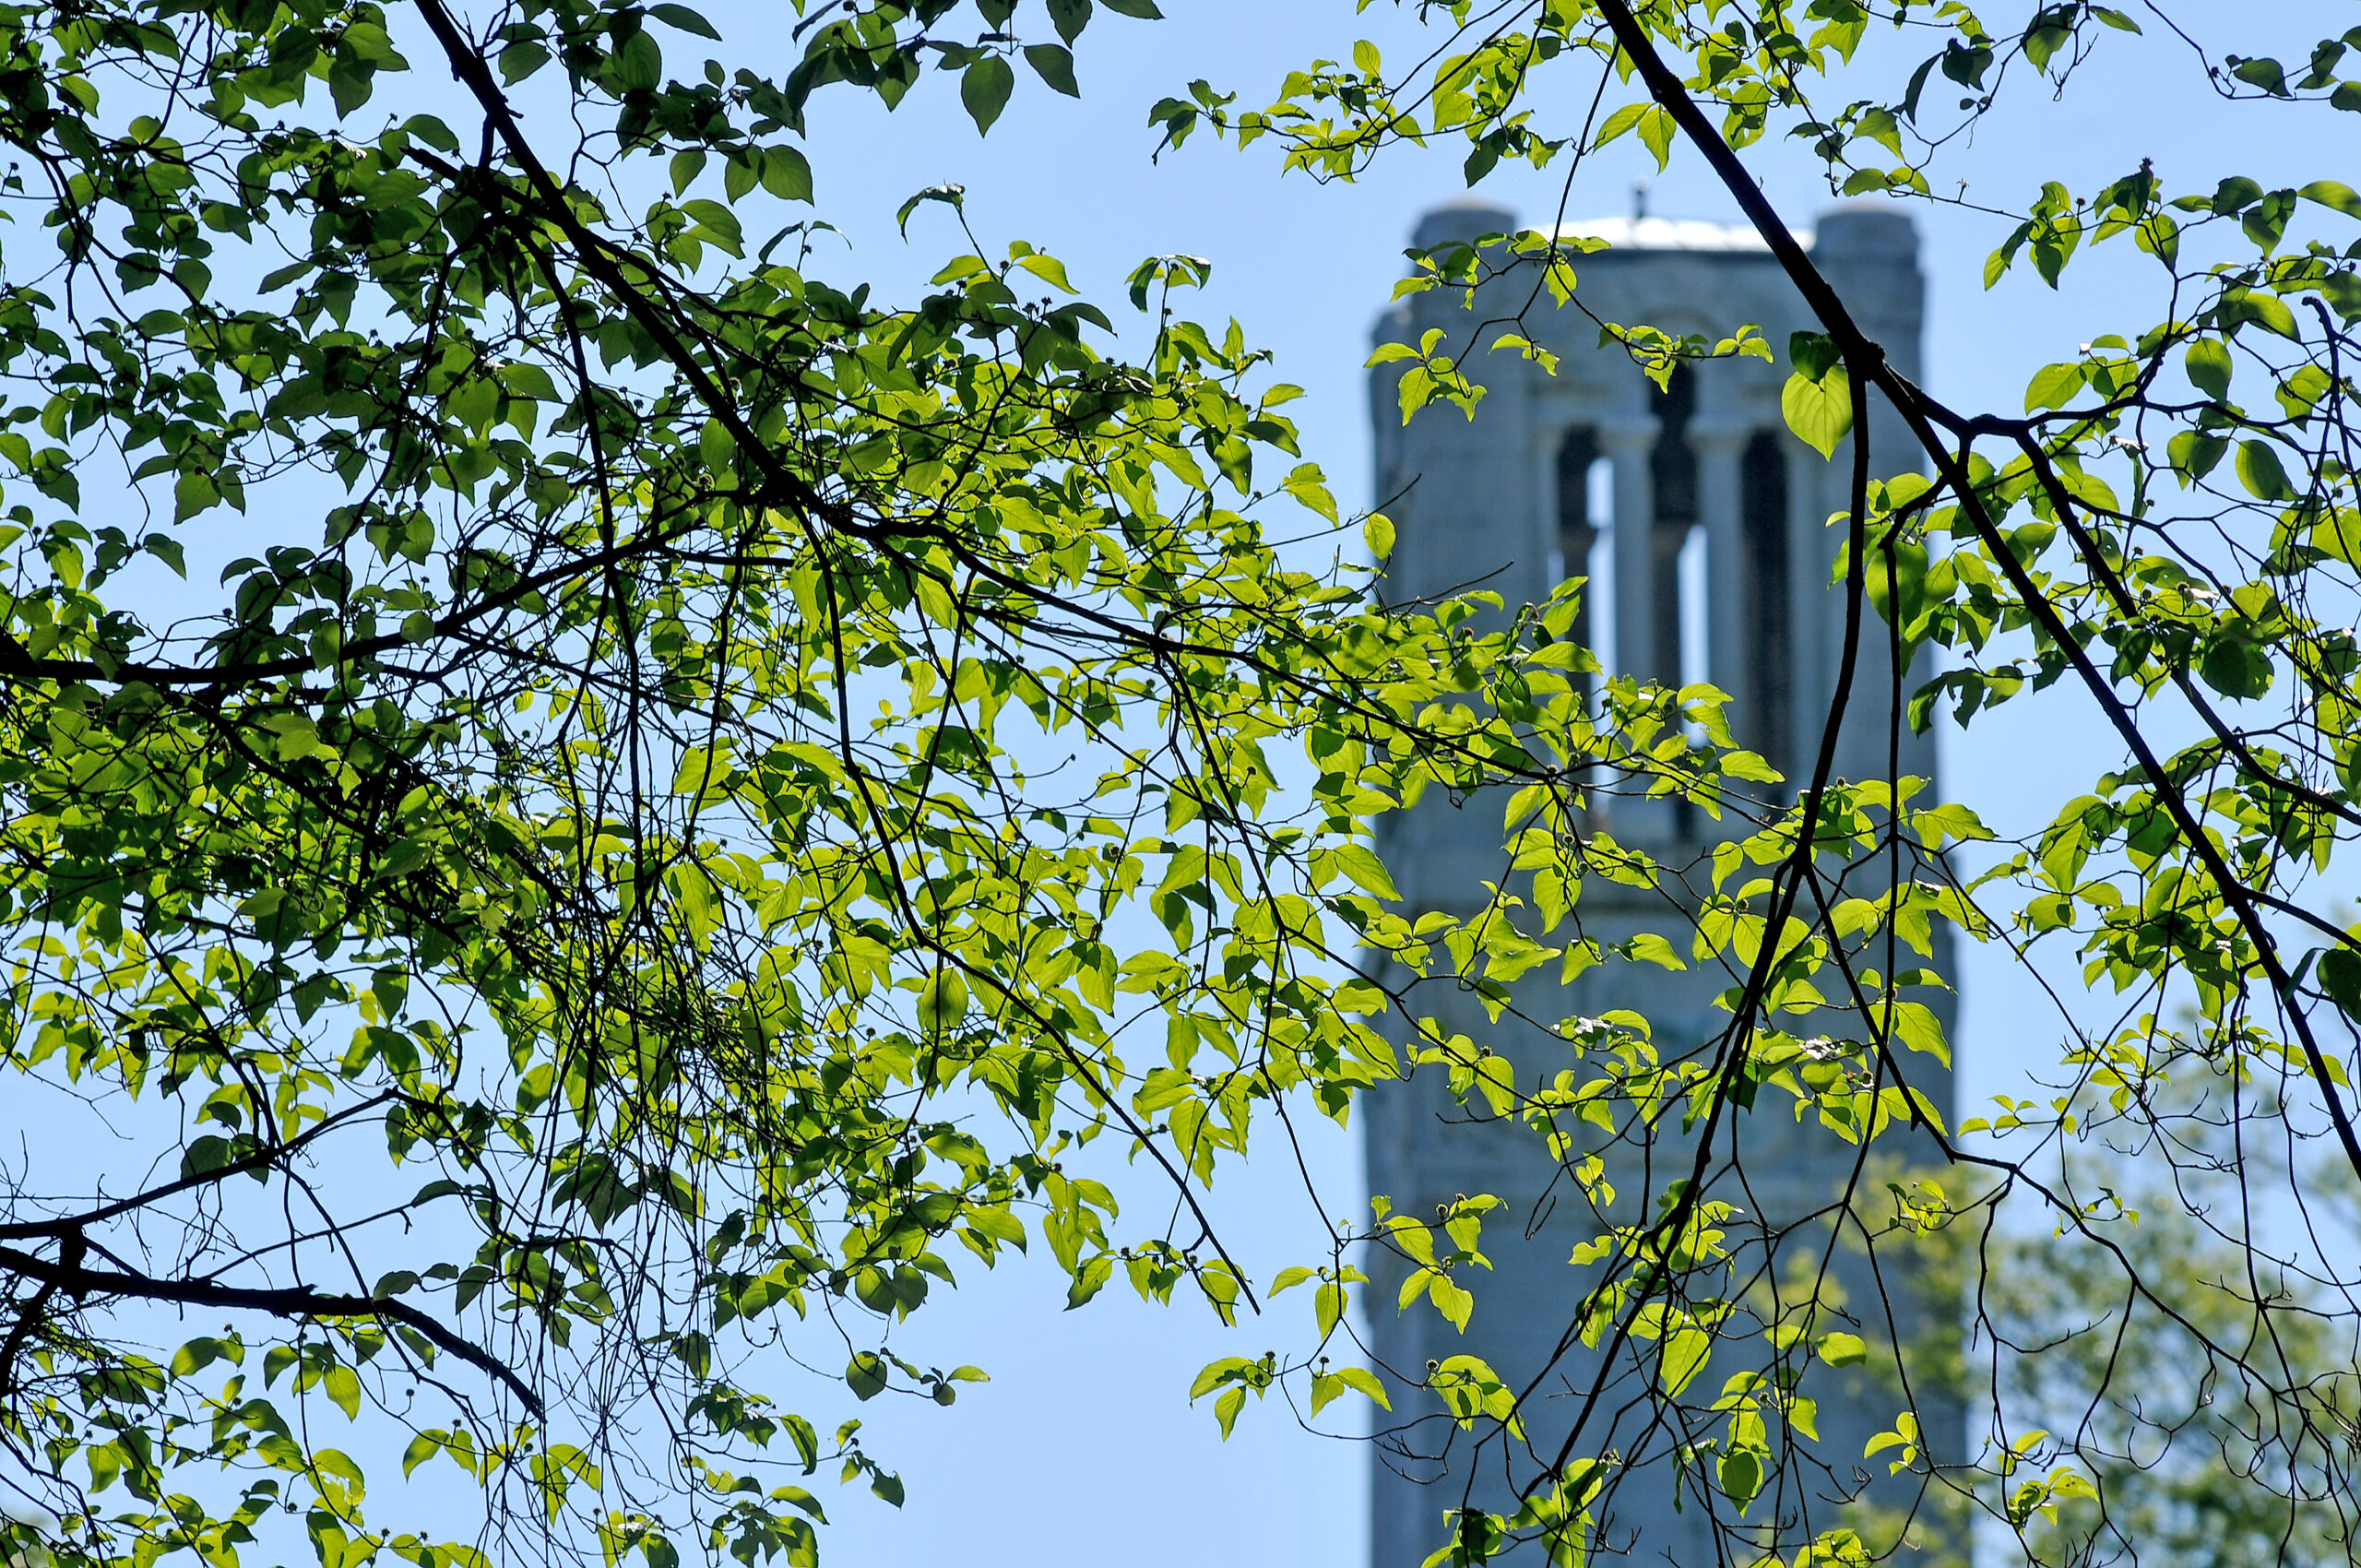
[
  {"x1": 1599, "y1": 418, "x2": 1669, "y2": 841},
  {"x1": 1785, "y1": 433, "x2": 1828, "y2": 754}
]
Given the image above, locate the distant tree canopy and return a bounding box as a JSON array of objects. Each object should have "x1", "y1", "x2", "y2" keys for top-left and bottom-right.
[{"x1": 0, "y1": 4, "x2": 2355, "y2": 1568}]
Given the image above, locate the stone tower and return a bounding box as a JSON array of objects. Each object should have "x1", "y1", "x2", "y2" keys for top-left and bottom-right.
[{"x1": 1362, "y1": 201, "x2": 1953, "y2": 1567}]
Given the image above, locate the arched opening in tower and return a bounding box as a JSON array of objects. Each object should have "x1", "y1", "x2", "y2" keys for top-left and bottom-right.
[
  {"x1": 1648, "y1": 367, "x2": 1700, "y2": 691},
  {"x1": 1741, "y1": 428, "x2": 1793, "y2": 782}
]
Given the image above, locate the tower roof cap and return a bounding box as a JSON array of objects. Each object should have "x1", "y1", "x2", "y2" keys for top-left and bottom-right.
[
  {"x1": 1411, "y1": 197, "x2": 1520, "y2": 254},
  {"x1": 1810, "y1": 201, "x2": 1919, "y2": 264}
]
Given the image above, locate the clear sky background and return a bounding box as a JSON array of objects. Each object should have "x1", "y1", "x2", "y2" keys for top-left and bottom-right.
[{"x1": 728, "y1": 6, "x2": 2360, "y2": 1565}]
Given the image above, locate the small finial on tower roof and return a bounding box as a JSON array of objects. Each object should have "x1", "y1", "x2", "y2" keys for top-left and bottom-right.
[{"x1": 1632, "y1": 181, "x2": 1649, "y2": 220}]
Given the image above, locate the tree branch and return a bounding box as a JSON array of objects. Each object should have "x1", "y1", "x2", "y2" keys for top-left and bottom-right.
[{"x1": 0, "y1": 1244, "x2": 542, "y2": 1418}]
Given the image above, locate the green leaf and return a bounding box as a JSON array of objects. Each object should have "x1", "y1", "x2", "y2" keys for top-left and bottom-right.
[
  {"x1": 611, "y1": 29, "x2": 663, "y2": 93},
  {"x1": 2200, "y1": 629, "x2": 2273, "y2": 699},
  {"x1": 2183, "y1": 338, "x2": 2233, "y2": 400},
  {"x1": 724, "y1": 149, "x2": 759, "y2": 203},
  {"x1": 2023, "y1": 362, "x2": 2085, "y2": 412},
  {"x1": 2225, "y1": 289, "x2": 2300, "y2": 339},
  {"x1": 1281, "y1": 462, "x2": 1337, "y2": 522},
  {"x1": 323, "y1": 1364, "x2": 362, "y2": 1420},
  {"x1": 1817, "y1": 1331, "x2": 1869, "y2": 1367},
  {"x1": 1330, "y1": 1365, "x2": 1390, "y2": 1410},
  {"x1": 1326, "y1": 843, "x2": 1400, "y2": 901},
  {"x1": 1046, "y1": 0, "x2": 1093, "y2": 43},
  {"x1": 1717, "y1": 1447, "x2": 1762, "y2": 1511},
  {"x1": 2167, "y1": 430, "x2": 2228, "y2": 485},
  {"x1": 2229, "y1": 55, "x2": 2290, "y2": 96},
  {"x1": 2318, "y1": 946, "x2": 2361, "y2": 1018},
  {"x1": 1623, "y1": 932, "x2": 1688, "y2": 971},
  {"x1": 173, "y1": 469, "x2": 219, "y2": 523},
  {"x1": 1660, "y1": 1326, "x2": 1712, "y2": 1396},
  {"x1": 498, "y1": 362, "x2": 560, "y2": 401},
  {"x1": 1213, "y1": 1385, "x2": 1246, "y2": 1438},
  {"x1": 647, "y1": 3, "x2": 721, "y2": 40},
  {"x1": 2236, "y1": 439, "x2": 2295, "y2": 501},
  {"x1": 2212, "y1": 177, "x2": 2264, "y2": 217},
  {"x1": 1636, "y1": 105, "x2": 1677, "y2": 171},
  {"x1": 1783, "y1": 364, "x2": 1853, "y2": 461},
  {"x1": 181, "y1": 1134, "x2": 234, "y2": 1181},
  {"x1": 1429, "y1": 1275, "x2": 1474, "y2": 1331},
  {"x1": 172, "y1": 1336, "x2": 241, "y2": 1377},
  {"x1": 1065, "y1": 1253, "x2": 1113, "y2": 1310},
  {"x1": 1315, "y1": 1281, "x2": 1347, "y2": 1338},
  {"x1": 698, "y1": 417, "x2": 736, "y2": 476},
  {"x1": 1365, "y1": 512, "x2": 1396, "y2": 558},
  {"x1": 1788, "y1": 330, "x2": 1842, "y2": 381},
  {"x1": 762, "y1": 146, "x2": 813, "y2": 204},
  {"x1": 313, "y1": 1447, "x2": 366, "y2": 1507},
  {"x1": 846, "y1": 1352, "x2": 889, "y2": 1400},
  {"x1": 1191, "y1": 1356, "x2": 1250, "y2": 1399},
  {"x1": 679, "y1": 199, "x2": 742, "y2": 256},
  {"x1": 896, "y1": 183, "x2": 966, "y2": 235},
  {"x1": 1013, "y1": 251, "x2": 1076, "y2": 293},
  {"x1": 498, "y1": 38, "x2": 549, "y2": 84},
  {"x1": 1593, "y1": 102, "x2": 1649, "y2": 150},
  {"x1": 1024, "y1": 43, "x2": 1079, "y2": 97},
  {"x1": 2301, "y1": 180, "x2": 2361, "y2": 220},
  {"x1": 961, "y1": 56, "x2": 1015, "y2": 134}
]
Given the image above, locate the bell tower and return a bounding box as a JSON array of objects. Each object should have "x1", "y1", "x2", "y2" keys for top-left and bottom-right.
[{"x1": 1361, "y1": 200, "x2": 1952, "y2": 1566}]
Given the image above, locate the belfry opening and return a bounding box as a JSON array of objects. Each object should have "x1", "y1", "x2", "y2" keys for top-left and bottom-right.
[{"x1": 1545, "y1": 362, "x2": 1792, "y2": 782}]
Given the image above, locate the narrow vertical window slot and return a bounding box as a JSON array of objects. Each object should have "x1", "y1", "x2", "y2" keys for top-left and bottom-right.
[
  {"x1": 1741, "y1": 429, "x2": 1793, "y2": 785},
  {"x1": 1585, "y1": 455, "x2": 1615, "y2": 685},
  {"x1": 1648, "y1": 367, "x2": 1698, "y2": 689}
]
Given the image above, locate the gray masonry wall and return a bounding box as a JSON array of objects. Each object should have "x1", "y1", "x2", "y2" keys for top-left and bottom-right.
[{"x1": 1362, "y1": 201, "x2": 1957, "y2": 1568}]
